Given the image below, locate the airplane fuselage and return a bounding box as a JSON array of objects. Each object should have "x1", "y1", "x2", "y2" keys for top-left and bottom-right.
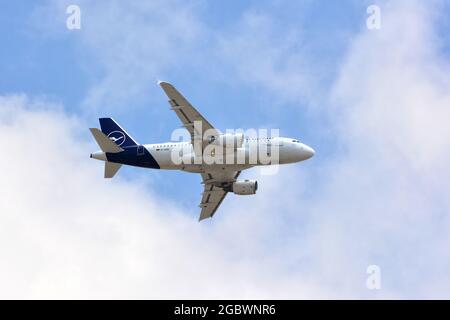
[
  {"x1": 91, "y1": 136, "x2": 315, "y2": 173},
  {"x1": 89, "y1": 81, "x2": 315, "y2": 220}
]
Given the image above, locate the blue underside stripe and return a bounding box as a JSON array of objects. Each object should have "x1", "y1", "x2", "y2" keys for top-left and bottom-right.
[{"x1": 106, "y1": 146, "x2": 160, "y2": 169}]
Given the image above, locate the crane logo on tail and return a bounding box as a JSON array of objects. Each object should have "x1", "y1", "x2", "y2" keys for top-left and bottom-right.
[{"x1": 107, "y1": 131, "x2": 126, "y2": 146}]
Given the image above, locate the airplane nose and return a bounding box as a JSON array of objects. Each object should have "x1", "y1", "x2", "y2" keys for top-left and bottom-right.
[{"x1": 302, "y1": 144, "x2": 315, "y2": 159}]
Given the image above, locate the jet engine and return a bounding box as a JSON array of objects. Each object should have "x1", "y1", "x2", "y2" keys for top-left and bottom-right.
[{"x1": 230, "y1": 180, "x2": 258, "y2": 195}]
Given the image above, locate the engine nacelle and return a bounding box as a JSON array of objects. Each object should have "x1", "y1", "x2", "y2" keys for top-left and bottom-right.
[
  {"x1": 231, "y1": 180, "x2": 258, "y2": 195},
  {"x1": 207, "y1": 133, "x2": 244, "y2": 149}
]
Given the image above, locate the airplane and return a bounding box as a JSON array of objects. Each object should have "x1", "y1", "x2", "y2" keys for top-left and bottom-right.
[{"x1": 89, "y1": 81, "x2": 315, "y2": 221}]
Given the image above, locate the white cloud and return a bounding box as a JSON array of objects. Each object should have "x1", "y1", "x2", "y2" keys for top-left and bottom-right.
[
  {"x1": 0, "y1": 95, "x2": 331, "y2": 299},
  {"x1": 213, "y1": 0, "x2": 450, "y2": 298},
  {"x1": 307, "y1": 0, "x2": 450, "y2": 298}
]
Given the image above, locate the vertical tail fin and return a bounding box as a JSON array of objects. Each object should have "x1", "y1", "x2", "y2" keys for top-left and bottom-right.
[{"x1": 99, "y1": 118, "x2": 138, "y2": 148}]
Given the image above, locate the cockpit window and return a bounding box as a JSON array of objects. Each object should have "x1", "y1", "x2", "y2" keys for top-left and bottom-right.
[{"x1": 292, "y1": 139, "x2": 300, "y2": 143}]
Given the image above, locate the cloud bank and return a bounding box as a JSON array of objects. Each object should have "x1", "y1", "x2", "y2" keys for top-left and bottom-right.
[{"x1": 0, "y1": 95, "x2": 330, "y2": 299}]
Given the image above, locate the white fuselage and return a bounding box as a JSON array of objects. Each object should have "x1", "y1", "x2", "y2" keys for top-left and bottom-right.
[
  {"x1": 144, "y1": 136, "x2": 315, "y2": 173},
  {"x1": 89, "y1": 81, "x2": 316, "y2": 221}
]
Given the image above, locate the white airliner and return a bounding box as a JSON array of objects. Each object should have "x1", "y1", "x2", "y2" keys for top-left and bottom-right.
[{"x1": 90, "y1": 81, "x2": 315, "y2": 221}]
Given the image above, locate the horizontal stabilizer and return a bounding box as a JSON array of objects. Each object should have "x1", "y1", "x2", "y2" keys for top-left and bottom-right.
[
  {"x1": 89, "y1": 128, "x2": 123, "y2": 153},
  {"x1": 105, "y1": 162, "x2": 122, "y2": 178}
]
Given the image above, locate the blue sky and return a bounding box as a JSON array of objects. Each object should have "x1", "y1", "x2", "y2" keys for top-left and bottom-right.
[
  {"x1": 1, "y1": 0, "x2": 450, "y2": 298},
  {"x1": 0, "y1": 0, "x2": 369, "y2": 203}
]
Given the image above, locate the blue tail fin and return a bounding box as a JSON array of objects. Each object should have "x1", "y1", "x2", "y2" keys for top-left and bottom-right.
[{"x1": 99, "y1": 118, "x2": 138, "y2": 148}]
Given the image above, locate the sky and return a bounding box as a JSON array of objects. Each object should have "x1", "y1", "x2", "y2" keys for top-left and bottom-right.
[{"x1": 0, "y1": 0, "x2": 450, "y2": 299}]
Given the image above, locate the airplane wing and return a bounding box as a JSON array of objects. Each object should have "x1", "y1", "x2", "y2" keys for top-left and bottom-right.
[
  {"x1": 158, "y1": 81, "x2": 221, "y2": 147},
  {"x1": 199, "y1": 171, "x2": 241, "y2": 221}
]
